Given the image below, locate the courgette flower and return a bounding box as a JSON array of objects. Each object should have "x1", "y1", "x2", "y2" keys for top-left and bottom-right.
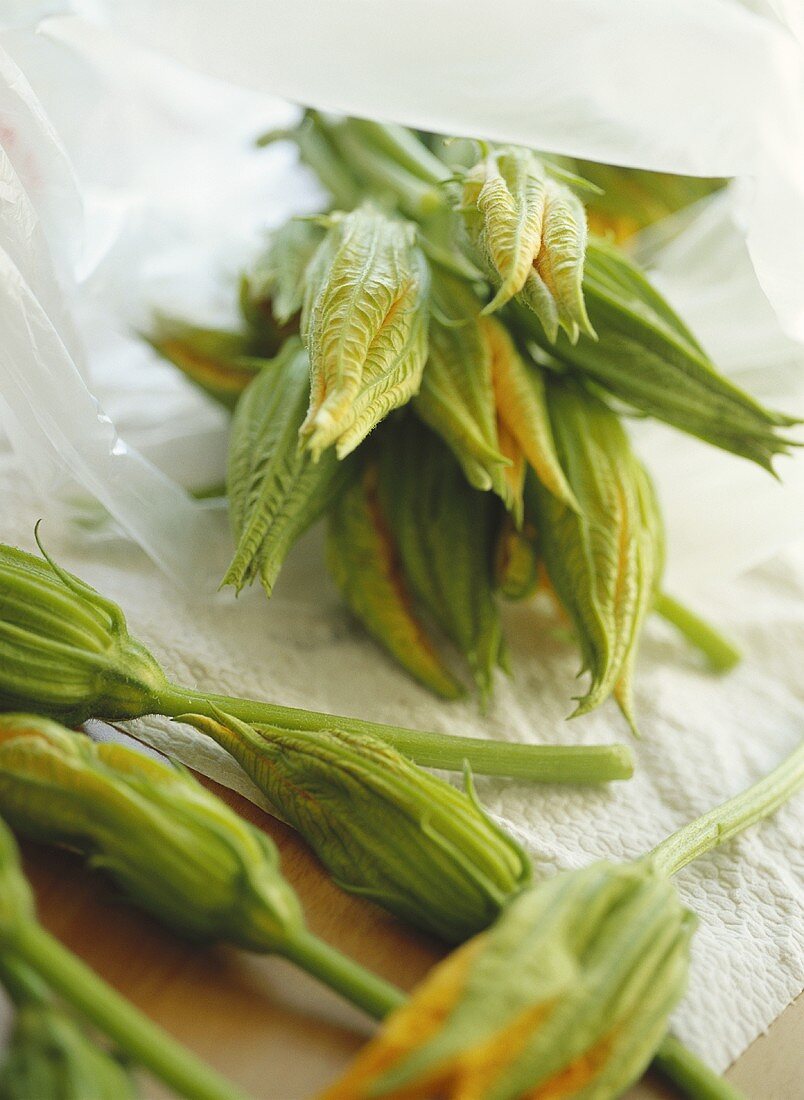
[
  {"x1": 182, "y1": 711, "x2": 531, "y2": 943},
  {"x1": 0, "y1": 714, "x2": 303, "y2": 952},
  {"x1": 0, "y1": 538, "x2": 168, "y2": 726},
  {"x1": 301, "y1": 204, "x2": 430, "y2": 459},
  {"x1": 461, "y1": 146, "x2": 593, "y2": 343},
  {"x1": 0, "y1": 714, "x2": 407, "y2": 1020},
  {"x1": 0, "y1": 535, "x2": 633, "y2": 784},
  {"x1": 323, "y1": 860, "x2": 694, "y2": 1099}
]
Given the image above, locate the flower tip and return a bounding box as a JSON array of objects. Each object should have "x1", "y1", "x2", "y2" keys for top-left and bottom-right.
[
  {"x1": 614, "y1": 683, "x2": 642, "y2": 738},
  {"x1": 481, "y1": 284, "x2": 516, "y2": 316},
  {"x1": 542, "y1": 316, "x2": 560, "y2": 345}
]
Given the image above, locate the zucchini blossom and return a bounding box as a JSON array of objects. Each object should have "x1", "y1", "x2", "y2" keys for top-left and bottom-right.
[
  {"x1": 323, "y1": 860, "x2": 694, "y2": 1099},
  {"x1": 0, "y1": 535, "x2": 633, "y2": 784},
  {"x1": 0, "y1": 714, "x2": 303, "y2": 952},
  {"x1": 182, "y1": 711, "x2": 531, "y2": 943}
]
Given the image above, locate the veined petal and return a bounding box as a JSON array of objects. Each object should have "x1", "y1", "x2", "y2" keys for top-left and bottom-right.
[
  {"x1": 245, "y1": 218, "x2": 325, "y2": 326},
  {"x1": 413, "y1": 274, "x2": 509, "y2": 497},
  {"x1": 517, "y1": 237, "x2": 798, "y2": 470},
  {"x1": 0, "y1": 715, "x2": 304, "y2": 953},
  {"x1": 462, "y1": 147, "x2": 546, "y2": 314},
  {"x1": 524, "y1": 178, "x2": 593, "y2": 344},
  {"x1": 483, "y1": 316, "x2": 579, "y2": 517},
  {"x1": 323, "y1": 862, "x2": 693, "y2": 1100},
  {"x1": 326, "y1": 460, "x2": 464, "y2": 699},
  {"x1": 223, "y1": 339, "x2": 355, "y2": 596},
  {"x1": 300, "y1": 205, "x2": 430, "y2": 460},
  {"x1": 378, "y1": 418, "x2": 506, "y2": 703},
  {"x1": 146, "y1": 319, "x2": 266, "y2": 410},
  {"x1": 531, "y1": 381, "x2": 664, "y2": 728},
  {"x1": 182, "y1": 712, "x2": 531, "y2": 944}
]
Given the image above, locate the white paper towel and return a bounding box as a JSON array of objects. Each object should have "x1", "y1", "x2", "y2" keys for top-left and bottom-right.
[{"x1": 2, "y1": 451, "x2": 801, "y2": 1074}]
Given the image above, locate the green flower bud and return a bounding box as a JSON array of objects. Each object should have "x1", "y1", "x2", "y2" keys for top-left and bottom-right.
[
  {"x1": 461, "y1": 146, "x2": 593, "y2": 342},
  {"x1": 377, "y1": 418, "x2": 506, "y2": 702},
  {"x1": 146, "y1": 318, "x2": 268, "y2": 410},
  {"x1": 532, "y1": 380, "x2": 664, "y2": 729},
  {"x1": 326, "y1": 458, "x2": 464, "y2": 699},
  {"x1": 0, "y1": 1000, "x2": 137, "y2": 1100},
  {"x1": 0, "y1": 534, "x2": 633, "y2": 785},
  {"x1": 0, "y1": 538, "x2": 168, "y2": 726},
  {"x1": 324, "y1": 860, "x2": 694, "y2": 1100},
  {"x1": 0, "y1": 715, "x2": 304, "y2": 953},
  {"x1": 414, "y1": 273, "x2": 510, "y2": 499},
  {"x1": 516, "y1": 237, "x2": 797, "y2": 471},
  {"x1": 415, "y1": 272, "x2": 577, "y2": 521},
  {"x1": 0, "y1": 815, "x2": 248, "y2": 1100},
  {"x1": 301, "y1": 204, "x2": 430, "y2": 459},
  {"x1": 182, "y1": 711, "x2": 532, "y2": 944},
  {"x1": 223, "y1": 338, "x2": 356, "y2": 596}
]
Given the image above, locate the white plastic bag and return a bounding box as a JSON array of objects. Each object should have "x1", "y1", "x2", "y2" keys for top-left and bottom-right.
[{"x1": 1, "y1": 2, "x2": 803, "y2": 591}]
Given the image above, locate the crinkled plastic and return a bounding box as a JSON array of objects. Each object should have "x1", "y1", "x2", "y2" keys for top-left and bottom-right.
[{"x1": 0, "y1": 3, "x2": 802, "y2": 591}]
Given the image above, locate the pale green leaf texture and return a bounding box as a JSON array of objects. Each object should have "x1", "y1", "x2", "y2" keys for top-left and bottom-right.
[
  {"x1": 518, "y1": 237, "x2": 798, "y2": 470},
  {"x1": 461, "y1": 147, "x2": 593, "y2": 342},
  {"x1": 532, "y1": 381, "x2": 664, "y2": 728},
  {"x1": 413, "y1": 275, "x2": 509, "y2": 497},
  {"x1": 519, "y1": 179, "x2": 593, "y2": 344},
  {"x1": 223, "y1": 339, "x2": 355, "y2": 596},
  {"x1": 300, "y1": 205, "x2": 430, "y2": 459},
  {"x1": 485, "y1": 316, "x2": 579, "y2": 519},
  {"x1": 464, "y1": 147, "x2": 546, "y2": 312},
  {"x1": 378, "y1": 418, "x2": 505, "y2": 703},
  {"x1": 415, "y1": 273, "x2": 576, "y2": 521},
  {"x1": 326, "y1": 460, "x2": 464, "y2": 699},
  {"x1": 245, "y1": 218, "x2": 325, "y2": 326}
]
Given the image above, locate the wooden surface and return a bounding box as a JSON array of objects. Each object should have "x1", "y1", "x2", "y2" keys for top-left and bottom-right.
[{"x1": 5, "y1": 778, "x2": 801, "y2": 1099}]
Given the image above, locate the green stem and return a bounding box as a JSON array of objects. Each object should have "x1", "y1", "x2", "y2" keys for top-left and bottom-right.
[
  {"x1": 156, "y1": 683, "x2": 634, "y2": 783},
  {"x1": 655, "y1": 593, "x2": 741, "y2": 673},
  {"x1": 650, "y1": 739, "x2": 804, "y2": 877},
  {"x1": 654, "y1": 1036, "x2": 746, "y2": 1099},
  {"x1": 10, "y1": 922, "x2": 248, "y2": 1100},
  {"x1": 344, "y1": 119, "x2": 451, "y2": 187},
  {"x1": 0, "y1": 952, "x2": 49, "y2": 1006},
  {"x1": 282, "y1": 931, "x2": 405, "y2": 1021},
  {"x1": 327, "y1": 121, "x2": 445, "y2": 220},
  {"x1": 299, "y1": 111, "x2": 365, "y2": 210}
]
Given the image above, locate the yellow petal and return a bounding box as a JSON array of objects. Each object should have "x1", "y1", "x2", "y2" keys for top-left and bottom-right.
[
  {"x1": 327, "y1": 463, "x2": 464, "y2": 699},
  {"x1": 482, "y1": 317, "x2": 579, "y2": 515},
  {"x1": 319, "y1": 937, "x2": 484, "y2": 1100}
]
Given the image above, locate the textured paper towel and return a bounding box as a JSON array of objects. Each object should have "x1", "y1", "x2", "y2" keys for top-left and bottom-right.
[{"x1": 2, "y1": 451, "x2": 801, "y2": 1073}]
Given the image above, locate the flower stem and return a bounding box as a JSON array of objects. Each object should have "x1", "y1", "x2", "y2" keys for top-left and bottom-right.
[
  {"x1": 655, "y1": 593, "x2": 741, "y2": 673},
  {"x1": 282, "y1": 930, "x2": 405, "y2": 1020},
  {"x1": 0, "y1": 952, "x2": 49, "y2": 1006},
  {"x1": 10, "y1": 922, "x2": 249, "y2": 1100},
  {"x1": 649, "y1": 740, "x2": 804, "y2": 877},
  {"x1": 155, "y1": 683, "x2": 634, "y2": 783},
  {"x1": 654, "y1": 1035, "x2": 746, "y2": 1099}
]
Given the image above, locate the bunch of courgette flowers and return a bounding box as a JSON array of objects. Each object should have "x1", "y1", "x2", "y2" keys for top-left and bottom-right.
[{"x1": 150, "y1": 113, "x2": 795, "y2": 728}]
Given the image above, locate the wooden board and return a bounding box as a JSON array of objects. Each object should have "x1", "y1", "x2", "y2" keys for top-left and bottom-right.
[{"x1": 4, "y1": 777, "x2": 801, "y2": 1099}]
